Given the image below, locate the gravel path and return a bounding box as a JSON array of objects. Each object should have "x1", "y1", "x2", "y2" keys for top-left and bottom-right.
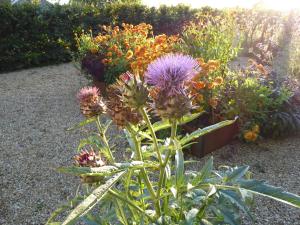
[
  {"x1": 192, "y1": 137, "x2": 300, "y2": 225},
  {"x1": 0, "y1": 63, "x2": 299, "y2": 225},
  {"x1": 0, "y1": 64, "x2": 88, "y2": 225}
]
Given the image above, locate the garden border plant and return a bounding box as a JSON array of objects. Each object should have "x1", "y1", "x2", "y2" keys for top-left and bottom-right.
[{"x1": 47, "y1": 53, "x2": 300, "y2": 225}]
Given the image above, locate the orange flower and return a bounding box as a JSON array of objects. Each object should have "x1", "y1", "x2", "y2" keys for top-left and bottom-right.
[
  {"x1": 192, "y1": 81, "x2": 206, "y2": 90},
  {"x1": 117, "y1": 51, "x2": 123, "y2": 57},
  {"x1": 200, "y1": 63, "x2": 210, "y2": 75},
  {"x1": 214, "y1": 76, "x2": 223, "y2": 85},
  {"x1": 114, "y1": 26, "x2": 119, "y2": 32},
  {"x1": 125, "y1": 50, "x2": 134, "y2": 60},
  {"x1": 134, "y1": 46, "x2": 141, "y2": 54},
  {"x1": 256, "y1": 64, "x2": 268, "y2": 75},
  {"x1": 154, "y1": 34, "x2": 167, "y2": 44},
  {"x1": 195, "y1": 94, "x2": 204, "y2": 102},
  {"x1": 112, "y1": 45, "x2": 118, "y2": 52},
  {"x1": 155, "y1": 44, "x2": 162, "y2": 52},
  {"x1": 124, "y1": 43, "x2": 130, "y2": 49},
  {"x1": 207, "y1": 82, "x2": 215, "y2": 89},
  {"x1": 101, "y1": 58, "x2": 109, "y2": 64},
  {"x1": 244, "y1": 131, "x2": 258, "y2": 142},
  {"x1": 197, "y1": 57, "x2": 205, "y2": 66},
  {"x1": 106, "y1": 52, "x2": 112, "y2": 57},
  {"x1": 140, "y1": 30, "x2": 148, "y2": 36}
]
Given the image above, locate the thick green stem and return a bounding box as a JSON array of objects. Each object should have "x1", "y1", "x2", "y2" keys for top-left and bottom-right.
[
  {"x1": 96, "y1": 116, "x2": 115, "y2": 163},
  {"x1": 139, "y1": 108, "x2": 163, "y2": 165},
  {"x1": 127, "y1": 125, "x2": 161, "y2": 216},
  {"x1": 156, "y1": 119, "x2": 178, "y2": 214},
  {"x1": 108, "y1": 189, "x2": 153, "y2": 221}
]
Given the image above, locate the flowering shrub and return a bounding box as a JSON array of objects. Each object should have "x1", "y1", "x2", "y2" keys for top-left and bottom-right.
[
  {"x1": 189, "y1": 58, "x2": 223, "y2": 113},
  {"x1": 76, "y1": 23, "x2": 179, "y2": 84},
  {"x1": 176, "y1": 11, "x2": 242, "y2": 72},
  {"x1": 47, "y1": 54, "x2": 300, "y2": 225},
  {"x1": 216, "y1": 60, "x2": 293, "y2": 142}
]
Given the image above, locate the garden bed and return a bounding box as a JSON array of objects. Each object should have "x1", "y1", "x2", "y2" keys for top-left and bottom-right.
[{"x1": 0, "y1": 64, "x2": 299, "y2": 225}]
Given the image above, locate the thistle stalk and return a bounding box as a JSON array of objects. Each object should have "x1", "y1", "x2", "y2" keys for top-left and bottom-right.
[
  {"x1": 127, "y1": 125, "x2": 161, "y2": 217},
  {"x1": 139, "y1": 107, "x2": 163, "y2": 165},
  {"x1": 108, "y1": 189, "x2": 153, "y2": 221},
  {"x1": 96, "y1": 116, "x2": 115, "y2": 163},
  {"x1": 156, "y1": 119, "x2": 177, "y2": 214}
]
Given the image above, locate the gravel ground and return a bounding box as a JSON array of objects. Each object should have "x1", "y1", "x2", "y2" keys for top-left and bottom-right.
[
  {"x1": 0, "y1": 63, "x2": 299, "y2": 225},
  {"x1": 191, "y1": 137, "x2": 300, "y2": 225},
  {"x1": 0, "y1": 64, "x2": 88, "y2": 225}
]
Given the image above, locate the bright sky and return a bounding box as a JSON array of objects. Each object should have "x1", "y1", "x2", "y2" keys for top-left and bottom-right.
[
  {"x1": 54, "y1": 0, "x2": 300, "y2": 11},
  {"x1": 142, "y1": 0, "x2": 300, "y2": 11}
]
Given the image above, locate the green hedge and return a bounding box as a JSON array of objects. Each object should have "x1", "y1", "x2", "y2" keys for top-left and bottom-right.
[{"x1": 0, "y1": 3, "x2": 197, "y2": 72}]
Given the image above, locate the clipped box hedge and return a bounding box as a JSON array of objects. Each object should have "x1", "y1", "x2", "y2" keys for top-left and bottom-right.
[{"x1": 0, "y1": 3, "x2": 197, "y2": 72}]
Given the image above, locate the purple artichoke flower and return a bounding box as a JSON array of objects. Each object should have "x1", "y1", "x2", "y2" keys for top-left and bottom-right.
[{"x1": 145, "y1": 53, "x2": 199, "y2": 95}]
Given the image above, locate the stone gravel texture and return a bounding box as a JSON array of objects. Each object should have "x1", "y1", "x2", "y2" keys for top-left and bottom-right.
[
  {"x1": 0, "y1": 63, "x2": 299, "y2": 225},
  {"x1": 190, "y1": 138, "x2": 300, "y2": 225}
]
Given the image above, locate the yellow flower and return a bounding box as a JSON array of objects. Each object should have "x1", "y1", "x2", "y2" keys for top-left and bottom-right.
[
  {"x1": 196, "y1": 94, "x2": 204, "y2": 102},
  {"x1": 130, "y1": 62, "x2": 137, "y2": 70},
  {"x1": 208, "y1": 60, "x2": 220, "y2": 68},
  {"x1": 197, "y1": 58, "x2": 205, "y2": 66},
  {"x1": 244, "y1": 131, "x2": 258, "y2": 142},
  {"x1": 90, "y1": 48, "x2": 98, "y2": 54},
  {"x1": 214, "y1": 76, "x2": 223, "y2": 85},
  {"x1": 207, "y1": 82, "x2": 215, "y2": 89},
  {"x1": 125, "y1": 50, "x2": 134, "y2": 60}
]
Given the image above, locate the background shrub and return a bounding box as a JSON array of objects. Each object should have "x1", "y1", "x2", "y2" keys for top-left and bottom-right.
[{"x1": 0, "y1": 3, "x2": 197, "y2": 72}]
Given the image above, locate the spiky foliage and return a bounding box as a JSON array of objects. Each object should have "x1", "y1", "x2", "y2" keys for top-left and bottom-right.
[
  {"x1": 117, "y1": 72, "x2": 149, "y2": 109},
  {"x1": 146, "y1": 53, "x2": 198, "y2": 119},
  {"x1": 74, "y1": 149, "x2": 106, "y2": 167},
  {"x1": 77, "y1": 87, "x2": 107, "y2": 118},
  {"x1": 145, "y1": 53, "x2": 198, "y2": 96},
  {"x1": 106, "y1": 85, "x2": 142, "y2": 128},
  {"x1": 151, "y1": 88, "x2": 193, "y2": 119}
]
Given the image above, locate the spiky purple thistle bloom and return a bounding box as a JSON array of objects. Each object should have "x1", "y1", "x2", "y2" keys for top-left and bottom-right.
[
  {"x1": 76, "y1": 86, "x2": 106, "y2": 117},
  {"x1": 145, "y1": 53, "x2": 199, "y2": 95},
  {"x1": 77, "y1": 86, "x2": 99, "y2": 101}
]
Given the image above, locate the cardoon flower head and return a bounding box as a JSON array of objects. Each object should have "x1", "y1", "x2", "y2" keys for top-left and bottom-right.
[
  {"x1": 145, "y1": 53, "x2": 199, "y2": 95},
  {"x1": 77, "y1": 86, "x2": 99, "y2": 101},
  {"x1": 117, "y1": 72, "x2": 149, "y2": 109},
  {"x1": 74, "y1": 149, "x2": 106, "y2": 167},
  {"x1": 77, "y1": 86, "x2": 106, "y2": 118}
]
